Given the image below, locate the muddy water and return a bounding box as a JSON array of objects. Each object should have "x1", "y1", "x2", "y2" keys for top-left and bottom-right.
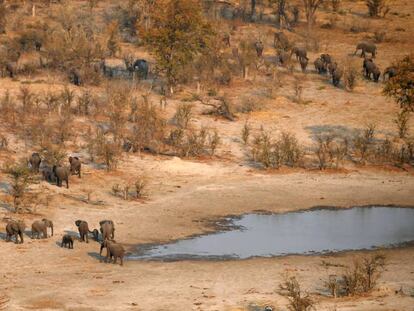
[{"x1": 131, "y1": 206, "x2": 414, "y2": 261}]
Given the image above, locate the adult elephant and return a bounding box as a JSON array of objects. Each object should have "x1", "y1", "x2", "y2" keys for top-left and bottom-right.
[
  {"x1": 29, "y1": 153, "x2": 41, "y2": 172},
  {"x1": 332, "y1": 67, "x2": 343, "y2": 87},
  {"x1": 53, "y1": 165, "x2": 69, "y2": 188},
  {"x1": 31, "y1": 219, "x2": 53, "y2": 239},
  {"x1": 100, "y1": 240, "x2": 125, "y2": 266},
  {"x1": 314, "y1": 57, "x2": 326, "y2": 74},
  {"x1": 354, "y1": 42, "x2": 377, "y2": 58},
  {"x1": 75, "y1": 220, "x2": 95, "y2": 243},
  {"x1": 5, "y1": 62, "x2": 17, "y2": 78},
  {"x1": 6, "y1": 220, "x2": 26, "y2": 244},
  {"x1": 68, "y1": 156, "x2": 81, "y2": 178},
  {"x1": 132, "y1": 59, "x2": 149, "y2": 80},
  {"x1": 99, "y1": 220, "x2": 115, "y2": 240},
  {"x1": 69, "y1": 68, "x2": 82, "y2": 86},
  {"x1": 363, "y1": 59, "x2": 381, "y2": 82},
  {"x1": 291, "y1": 47, "x2": 308, "y2": 62},
  {"x1": 383, "y1": 66, "x2": 397, "y2": 80},
  {"x1": 42, "y1": 165, "x2": 56, "y2": 183}
]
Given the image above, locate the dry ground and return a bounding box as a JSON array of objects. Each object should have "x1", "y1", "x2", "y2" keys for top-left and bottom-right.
[{"x1": 1, "y1": 0, "x2": 414, "y2": 310}]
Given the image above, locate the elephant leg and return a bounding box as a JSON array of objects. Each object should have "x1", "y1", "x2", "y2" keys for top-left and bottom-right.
[
  {"x1": 14, "y1": 233, "x2": 19, "y2": 244},
  {"x1": 120, "y1": 257, "x2": 123, "y2": 266},
  {"x1": 85, "y1": 234, "x2": 88, "y2": 243},
  {"x1": 66, "y1": 178, "x2": 69, "y2": 189},
  {"x1": 114, "y1": 256, "x2": 117, "y2": 264},
  {"x1": 78, "y1": 170, "x2": 81, "y2": 178}
]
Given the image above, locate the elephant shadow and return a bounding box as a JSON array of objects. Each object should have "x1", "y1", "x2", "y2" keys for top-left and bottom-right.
[
  {"x1": 0, "y1": 232, "x2": 7, "y2": 241},
  {"x1": 88, "y1": 252, "x2": 103, "y2": 261},
  {"x1": 305, "y1": 124, "x2": 359, "y2": 141}
]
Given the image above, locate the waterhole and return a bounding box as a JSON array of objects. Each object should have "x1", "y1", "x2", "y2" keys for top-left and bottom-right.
[{"x1": 131, "y1": 206, "x2": 414, "y2": 261}]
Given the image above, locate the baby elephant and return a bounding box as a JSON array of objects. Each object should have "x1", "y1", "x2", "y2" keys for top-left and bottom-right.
[
  {"x1": 31, "y1": 219, "x2": 53, "y2": 239},
  {"x1": 100, "y1": 240, "x2": 125, "y2": 266},
  {"x1": 61, "y1": 235, "x2": 74, "y2": 249},
  {"x1": 68, "y1": 156, "x2": 81, "y2": 178},
  {"x1": 6, "y1": 220, "x2": 26, "y2": 244}
]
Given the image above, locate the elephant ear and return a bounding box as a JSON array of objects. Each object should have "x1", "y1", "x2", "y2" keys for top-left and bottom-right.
[{"x1": 75, "y1": 220, "x2": 82, "y2": 227}]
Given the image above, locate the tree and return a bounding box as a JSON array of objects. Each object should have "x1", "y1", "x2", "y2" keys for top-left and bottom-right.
[
  {"x1": 3, "y1": 161, "x2": 33, "y2": 212},
  {"x1": 270, "y1": 0, "x2": 291, "y2": 29},
  {"x1": 141, "y1": 0, "x2": 215, "y2": 94},
  {"x1": 302, "y1": 0, "x2": 324, "y2": 29},
  {"x1": 383, "y1": 55, "x2": 414, "y2": 112}
]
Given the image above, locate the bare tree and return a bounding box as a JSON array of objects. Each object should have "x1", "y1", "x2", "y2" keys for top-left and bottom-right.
[{"x1": 302, "y1": 0, "x2": 324, "y2": 29}]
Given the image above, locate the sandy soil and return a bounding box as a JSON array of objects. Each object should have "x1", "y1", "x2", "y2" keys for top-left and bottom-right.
[{"x1": 1, "y1": 157, "x2": 414, "y2": 310}]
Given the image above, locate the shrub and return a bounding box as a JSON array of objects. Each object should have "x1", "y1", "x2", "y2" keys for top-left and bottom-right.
[
  {"x1": 343, "y1": 255, "x2": 385, "y2": 296},
  {"x1": 383, "y1": 55, "x2": 414, "y2": 111},
  {"x1": 279, "y1": 275, "x2": 314, "y2": 311},
  {"x1": 344, "y1": 63, "x2": 359, "y2": 91},
  {"x1": 251, "y1": 130, "x2": 303, "y2": 169},
  {"x1": 314, "y1": 134, "x2": 349, "y2": 169},
  {"x1": 39, "y1": 142, "x2": 66, "y2": 166},
  {"x1": 174, "y1": 103, "x2": 193, "y2": 129},
  {"x1": 3, "y1": 161, "x2": 33, "y2": 212},
  {"x1": 330, "y1": 0, "x2": 341, "y2": 12},
  {"x1": 366, "y1": 0, "x2": 390, "y2": 18},
  {"x1": 352, "y1": 124, "x2": 376, "y2": 164},
  {"x1": 394, "y1": 110, "x2": 410, "y2": 138},
  {"x1": 373, "y1": 30, "x2": 386, "y2": 43},
  {"x1": 241, "y1": 122, "x2": 251, "y2": 145}
]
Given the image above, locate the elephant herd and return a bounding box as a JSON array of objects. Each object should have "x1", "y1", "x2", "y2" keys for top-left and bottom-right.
[
  {"x1": 69, "y1": 57, "x2": 149, "y2": 86},
  {"x1": 29, "y1": 153, "x2": 81, "y2": 189},
  {"x1": 249, "y1": 32, "x2": 398, "y2": 88},
  {"x1": 4, "y1": 218, "x2": 125, "y2": 266}
]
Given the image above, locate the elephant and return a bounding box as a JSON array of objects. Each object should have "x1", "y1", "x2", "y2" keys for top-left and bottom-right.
[
  {"x1": 276, "y1": 50, "x2": 291, "y2": 67},
  {"x1": 53, "y1": 165, "x2": 69, "y2": 188},
  {"x1": 31, "y1": 219, "x2": 53, "y2": 239},
  {"x1": 6, "y1": 62, "x2": 17, "y2": 78},
  {"x1": 354, "y1": 41, "x2": 377, "y2": 58},
  {"x1": 100, "y1": 240, "x2": 125, "y2": 266},
  {"x1": 68, "y1": 156, "x2": 81, "y2": 178},
  {"x1": 320, "y1": 54, "x2": 332, "y2": 65},
  {"x1": 6, "y1": 220, "x2": 26, "y2": 244},
  {"x1": 75, "y1": 220, "x2": 95, "y2": 243},
  {"x1": 314, "y1": 58, "x2": 327, "y2": 74},
  {"x1": 131, "y1": 59, "x2": 149, "y2": 80},
  {"x1": 61, "y1": 235, "x2": 74, "y2": 249},
  {"x1": 299, "y1": 57, "x2": 308, "y2": 72},
  {"x1": 29, "y1": 152, "x2": 41, "y2": 172},
  {"x1": 254, "y1": 40, "x2": 264, "y2": 57},
  {"x1": 42, "y1": 165, "x2": 56, "y2": 183},
  {"x1": 363, "y1": 59, "x2": 381, "y2": 82},
  {"x1": 273, "y1": 32, "x2": 290, "y2": 51},
  {"x1": 291, "y1": 47, "x2": 308, "y2": 62},
  {"x1": 99, "y1": 220, "x2": 115, "y2": 240},
  {"x1": 383, "y1": 66, "x2": 397, "y2": 80},
  {"x1": 69, "y1": 68, "x2": 82, "y2": 86},
  {"x1": 328, "y1": 62, "x2": 338, "y2": 76},
  {"x1": 332, "y1": 67, "x2": 343, "y2": 87}
]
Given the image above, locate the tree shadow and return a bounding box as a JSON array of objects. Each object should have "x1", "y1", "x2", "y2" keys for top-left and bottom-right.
[{"x1": 305, "y1": 124, "x2": 359, "y2": 141}]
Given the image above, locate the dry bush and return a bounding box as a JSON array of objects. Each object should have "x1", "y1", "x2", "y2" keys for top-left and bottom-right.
[
  {"x1": 238, "y1": 97, "x2": 263, "y2": 113},
  {"x1": 324, "y1": 275, "x2": 341, "y2": 298},
  {"x1": 251, "y1": 130, "x2": 303, "y2": 169},
  {"x1": 128, "y1": 95, "x2": 166, "y2": 153},
  {"x1": 352, "y1": 124, "x2": 376, "y2": 164},
  {"x1": 241, "y1": 121, "x2": 251, "y2": 145},
  {"x1": 279, "y1": 275, "x2": 314, "y2": 311},
  {"x1": 91, "y1": 131, "x2": 122, "y2": 171},
  {"x1": 0, "y1": 133, "x2": 8, "y2": 149},
  {"x1": 344, "y1": 61, "x2": 359, "y2": 91},
  {"x1": 366, "y1": 0, "x2": 390, "y2": 18},
  {"x1": 18, "y1": 86, "x2": 35, "y2": 114},
  {"x1": 0, "y1": 90, "x2": 17, "y2": 126},
  {"x1": 343, "y1": 255, "x2": 385, "y2": 296},
  {"x1": 3, "y1": 160, "x2": 34, "y2": 212},
  {"x1": 112, "y1": 175, "x2": 148, "y2": 200},
  {"x1": 349, "y1": 17, "x2": 370, "y2": 33},
  {"x1": 168, "y1": 127, "x2": 220, "y2": 157},
  {"x1": 373, "y1": 30, "x2": 386, "y2": 43},
  {"x1": 203, "y1": 96, "x2": 236, "y2": 121},
  {"x1": 77, "y1": 90, "x2": 94, "y2": 116},
  {"x1": 394, "y1": 110, "x2": 410, "y2": 138},
  {"x1": 330, "y1": 0, "x2": 341, "y2": 12},
  {"x1": 39, "y1": 142, "x2": 66, "y2": 166},
  {"x1": 174, "y1": 103, "x2": 193, "y2": 129}
]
